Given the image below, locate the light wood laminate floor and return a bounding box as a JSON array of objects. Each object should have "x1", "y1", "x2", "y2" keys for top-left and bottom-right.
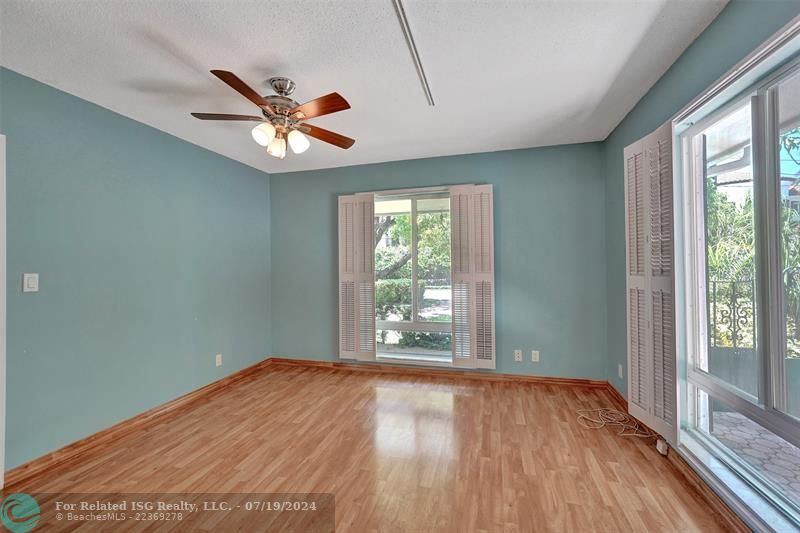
[{"x1": 15, "y1": 365, "x2": 729, "y2": 532}]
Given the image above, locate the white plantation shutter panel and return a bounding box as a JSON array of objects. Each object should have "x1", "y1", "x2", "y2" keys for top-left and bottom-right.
[
  {"x1": 650, "y1": 132, "x2": 673, "y2": 278},
  {"x1": 451, "y1": 191, "x2": 472, "y2": 365},
  {"x1": 652, "y1": 291, "x2": 675, "y2": 425},
  {"x1": 624, "y1": 122, "x2": 677, "y2": 445},
  {"x1": 451, "y1": 185, "x2": 495, "y2": 369},
  {"x1": 646, "y1": 123, "x2": 676, "y2": 442},
  {"x1": 472, "y1": 190, "x2": 495, "y2": 367},
  {"x1": 628, "y1": 150, "x2": 645, "y2": 277},
  {"x1": 339, "y1": 198, "x2": 356, "y2": 357},
  {"x1": 625, "y1": 140, "x2": 650, "y2": 415},
  {"x1": 339, "y1": 194, "x2": 376, "y2": 361},
  {"x1": 629, "y1": 288, "x2": 647, "y2": 408}
]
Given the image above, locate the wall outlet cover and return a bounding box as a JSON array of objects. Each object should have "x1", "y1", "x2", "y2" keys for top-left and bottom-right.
[
  {"x1": 531, "y1": 350, "x2": 540, "y2": 362},
  {"x1": 23, "y1": 273, "x2": 39, "y2": 293},
  {"x1": 215, "y1": 353, "x2": 222, "y2": 367},
  {"x1": 618, "y1": 363, "x2": 624, "y2": 379},
  {"x1": 513, "y1": 349, "x2": 522, "y2": 362},
  {"x1": 656, "y1": 438, "x2": 669, "y2": 456}
]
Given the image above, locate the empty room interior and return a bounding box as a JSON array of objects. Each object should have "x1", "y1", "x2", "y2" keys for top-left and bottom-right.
[{"x1": 7, "y1": 0, "x2": 800, "y2": 531}]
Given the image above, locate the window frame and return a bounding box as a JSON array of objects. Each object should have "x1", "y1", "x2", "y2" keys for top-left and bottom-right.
[
  {"x1": 374, "y1": 191, "x2": 453, "y2": 336},
  {"x1": 687, "y1": 382, "x2": 800, "y2": 524},
  {"x1": 681, "y1": 58, "x2": 800, "y2": 452},
  {"x1": 669, "y1": 16, "x2": 800, "y2": 529},
  {"x1": 682, "y1": 96, "x2": 761, "y2": 399},
  {"x1": 678, "y1": 53, "x2": 800, "y2": 526}
]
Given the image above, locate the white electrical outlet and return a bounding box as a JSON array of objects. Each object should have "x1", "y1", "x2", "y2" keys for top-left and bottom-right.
[
  {"x1": 618, "y1": 363, "x2": 624, "y2": 379},
  {"x1": 531, "y1": 350, "x2": 540, "y2": 362},
  {"x1": 23, "y1": 273, "x2": 39, "y2": 293},
  {"x1": 215, "y1": 353, "x2": 223, "y2": 367},
  {"x1": 514, "y1": 349, "x2": 522, "y2": 362}
]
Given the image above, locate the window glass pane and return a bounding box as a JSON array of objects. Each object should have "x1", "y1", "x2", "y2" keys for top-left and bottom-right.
[
  {"x1": 778, "y1": 71, "x2": 800, "y2": 418},
  {"x1": 699, "y1": 102, "x2": 760, "y2": 397},
  {"x1": 416, "y1": 197, "x2": 451, "y2": 322},
  {"x1": 376, "y1": 329, "x2": 452, "y2": 362},
  {"x1": 694, "y1": 387, "x2": 800, "y2": 516},
  {"x1": 375, "y1": 194, "x2": 452, "y2": 363},
  {"x1": 375, "y1": 200, "x2": 412, "y2": 323}
]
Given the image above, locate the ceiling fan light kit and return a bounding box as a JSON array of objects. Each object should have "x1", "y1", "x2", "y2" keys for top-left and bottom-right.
[
  {"x1": 287, "y1": 129, "x2": 310, "y2": 154},
  {"x1": 266, "y1": 132, "x2": 287, "y2": 159},
  {"x1": 192, "y1": 71, "x2": 355, "y2": 159},
  {"x1": 251, "y1": 122, "x2": 276, "y2": 147}
]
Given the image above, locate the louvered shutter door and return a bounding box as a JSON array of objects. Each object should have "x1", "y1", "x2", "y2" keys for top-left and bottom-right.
[
  {"x1": 645, "y1": 122, "x2": 677, "y2": 443},
  {"x1": 624, "y1": 122, "x2": 678, "y2": 445},
  {"x1": 339, "y1": 194, "x2": 376, "y2": 361},
  {"x1": 451, "y1": 185, "x2": 495, "y2": 369},
  {"x1": 625, "y1": 139, "x2": 650, "y2": 422}
]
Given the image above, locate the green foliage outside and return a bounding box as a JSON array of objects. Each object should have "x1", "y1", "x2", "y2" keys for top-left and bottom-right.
[
  {"x1": 375, "y1": 212, "x2": 451, "y2": 281},
  {"x1": 708, "y1": 129, "x2": 800, "y2": 355},
  {"x1": 397, "y1": 332, "x2": 452, "y2": 350},
  {"x1": 375, "y1": 210, "x2": 452, "y2": 351},
  {"x1": 705, "y1": 171, "x2": 757, "y2": 350},
  {"x1": 705, "y1": 179, "x2": 755, "y2": 283}
]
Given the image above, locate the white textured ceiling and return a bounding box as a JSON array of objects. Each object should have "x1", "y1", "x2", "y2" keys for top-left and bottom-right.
[{"x1": 0, "y1": 0, "x2": 727, "y2": 174}]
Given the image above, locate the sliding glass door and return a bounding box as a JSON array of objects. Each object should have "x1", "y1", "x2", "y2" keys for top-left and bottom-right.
[
  {"x1": 682, "y1": 62, "x2": 800, "y2": 521},
  {"x1": 776, "y1": 70, "x2": 800, "y2": 420}
]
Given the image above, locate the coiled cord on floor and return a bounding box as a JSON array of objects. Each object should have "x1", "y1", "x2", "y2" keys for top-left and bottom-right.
[{"x1": 577, "y1": 408, "x2": 657, "y2": 438}]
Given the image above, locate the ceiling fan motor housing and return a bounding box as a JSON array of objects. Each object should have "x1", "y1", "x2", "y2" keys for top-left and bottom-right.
[
  {"x1": 263, "y1": 78, "x2": 301, "y2": 124},
  {"x1": 268, "y1": 77, "x2": 296, "y2": 96},
  {"x1": 263, "y1": 96, "x2": 302, "y2": 132}
]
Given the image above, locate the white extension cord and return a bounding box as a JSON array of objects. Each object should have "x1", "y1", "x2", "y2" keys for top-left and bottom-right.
[{"x1": 576, "y1": 408, "x2": 657, "y2": 439}]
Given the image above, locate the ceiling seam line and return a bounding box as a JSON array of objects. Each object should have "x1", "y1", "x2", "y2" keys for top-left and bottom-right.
[{"x1": 391, "y1": 0, "x2": 435, "y2": 106}]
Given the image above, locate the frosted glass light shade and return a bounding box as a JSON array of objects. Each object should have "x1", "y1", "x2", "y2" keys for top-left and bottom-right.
[
  {"x1": 288, "y1": 130, "x2": 311, "y2": 154},
  {"x1": 266, "y1": 135, "x2": 287, "y2": 159},
  {"x1": 251, "y1": 123, "x2": 276, "y2": 146}
]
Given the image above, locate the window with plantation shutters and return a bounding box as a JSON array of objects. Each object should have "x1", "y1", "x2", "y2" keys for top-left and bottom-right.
[
  {"x1": 338, "y1": 185, "x2": 494, "y2": 370},
  {"x1": 339, "y1": 193, "x2": 376, "y2": 361},
  {"x1": 450, "y1": 184, "x2": 495, "y2": 369},
  {"x1": 624, "y1": 121, "x2": 677, "y2": 444}
]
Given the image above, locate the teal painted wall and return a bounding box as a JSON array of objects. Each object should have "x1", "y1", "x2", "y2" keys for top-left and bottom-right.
[
  {"x1": 0, "y1": 68, "x2": 272, "y2": 468},
  {"x1": 270, "y1": 144, "x2": 608, "y2": 378},
  {"x1": 7, "y1": 0, "x2": 800, "y2": 471},
  {"x1": 603, "y1": 0, "x2": 800, "y2": 396}
]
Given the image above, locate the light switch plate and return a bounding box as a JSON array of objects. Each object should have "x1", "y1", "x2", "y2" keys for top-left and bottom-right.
[
  {"x1": 531, "y1": 350, "x2": 540, "y2": 362},
  {"x1": 23, "y1": 273, "x2": 39, "y2": 293}
]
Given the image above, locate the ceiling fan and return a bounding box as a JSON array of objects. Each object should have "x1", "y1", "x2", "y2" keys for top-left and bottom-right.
[{"x1": 191, "y1": 70, "x2": 355, "y2": 159}]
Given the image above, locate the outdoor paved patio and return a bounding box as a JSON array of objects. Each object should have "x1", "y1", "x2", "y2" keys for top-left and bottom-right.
[{"x1": 713, "y1": 411, "x2": 800, "y2": 503}]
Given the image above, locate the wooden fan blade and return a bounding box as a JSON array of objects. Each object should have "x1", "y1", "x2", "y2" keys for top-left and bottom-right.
[
  {"x1": 300, "y1": 123, "x2": 355, "y2": 149},
  {"x1": 191, "y1": 113, "x2": 264, "y2": 121},
  {"x1": 289, "y1": 93, "x2": 350, "y2": 120},
  {"x1": 210, "y1": 70, "x2": 276, "y2": 114}
]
